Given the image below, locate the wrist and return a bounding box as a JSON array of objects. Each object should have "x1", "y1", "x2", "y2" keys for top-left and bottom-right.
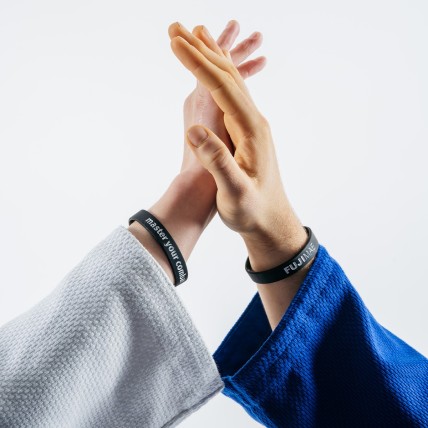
[
  {"x1": 128, "y1": 221, "x2": 176, "y2": 283},
  {"x1": 150, "y1": 171, "x2": 217, "y2": 244},
  {"x1": 128, "y1": 170, "x2": 217, "y2": 283},
  {"x1": 241, "y1": 212, "x2": 309, "y2": 272}
]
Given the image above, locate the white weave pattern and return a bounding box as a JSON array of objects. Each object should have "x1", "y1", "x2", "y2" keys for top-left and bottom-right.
[{"x1": 0, "y1": 226, "x2": 224, "y2": 427}]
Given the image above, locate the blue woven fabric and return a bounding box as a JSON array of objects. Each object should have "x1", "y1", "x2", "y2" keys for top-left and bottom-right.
[{"x1": 213, "y1": 244, "x2": 428, "y2": 427}]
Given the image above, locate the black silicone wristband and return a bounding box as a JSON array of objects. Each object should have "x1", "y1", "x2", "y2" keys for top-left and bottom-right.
[
  {"x1": 129, "y1": 209, "x2": 188, "y2": 286},
  {"x1": 245, "y1": 226, "x2": 319, "y2": 284}
]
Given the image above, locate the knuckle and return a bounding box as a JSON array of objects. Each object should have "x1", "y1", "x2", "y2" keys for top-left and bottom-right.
[
  {"x1": 212, "y1": 72, "x2": 234, "y2": 93},
  {"x1": 258, "y1": 113, "x2": 270, "y2": 127},
  {"x1": 240, "y1": 128, "x2": 256, "y2": 143},
  {"x1": 224, "y1": 70, "x2": 235, "y2": 83},
  {"x1": 234, "y1": 179, "x2": 251, "y2": 200},
  {"x1": 243, "y1": 38, "x2": 252, "y2": 53},
  {"x1": 208, "y1": 146, "x2": 229, "y2": 171},
  {"x1": 211, "y1": 77, "x2": 224, "y2": 92},
  {"x1": 225, "y1": 63, "x2": 240, "y2": 79},
  {"x1": 237, "y1": 113, "x2": 270, "y2": 145},
  {"x1": 211, "y1": 80, "x2": 225, "y2": 93},
  {"x1": 256, "y1": 113, "x2": 272, "y2": 137},
  {"x1": 237, "y1": 38, "x2": 251, "y2": 54},
  {"x1": 192, "y1": 62, "x2": 202, "y2": 77}
]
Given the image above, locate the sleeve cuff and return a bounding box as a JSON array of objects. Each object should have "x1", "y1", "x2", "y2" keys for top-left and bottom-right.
[
  {"x1": 0, "y1": 225, "x2": 224, "y2": 428},
  {"x1": 212, "y1": 243, "x2": 337, "y2": 398},
  {"x1": 212, "y1": 242, "x2": 428, "y2": 427}
]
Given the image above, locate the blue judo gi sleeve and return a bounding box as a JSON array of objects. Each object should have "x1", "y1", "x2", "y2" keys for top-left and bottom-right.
[{"x1": 213, "y1": 243, "x2": 428, "y2": 427}]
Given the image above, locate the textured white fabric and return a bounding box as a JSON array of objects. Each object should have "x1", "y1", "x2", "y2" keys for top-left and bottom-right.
[{"x1": 0, "y1": 226, "x2": 224, "y2": 427}]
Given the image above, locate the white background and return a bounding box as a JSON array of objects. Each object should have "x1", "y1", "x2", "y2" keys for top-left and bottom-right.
[{"x1": 1, "y1": 0, "x2": 427, "y2": 426}]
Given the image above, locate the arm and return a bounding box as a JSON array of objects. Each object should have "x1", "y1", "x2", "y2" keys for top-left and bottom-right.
[
  {"x1": 240, "y1": 209, "x2": 313, "y2": 330},
  {"x1": 168, "y1": 22, "x2": 428, "y2": 427},
  {"x1": 0, "y1": 21, "x2": 266, "y2": 427},
  {"x1": 0, "y1": 90, "x2": 216, "y2": 428},
  {"x1": 168, "y1": 21, "x2": 309, "y2": 331},
  {"x1": 129, "y1": 21, "x2": 266, "y2": 282}
]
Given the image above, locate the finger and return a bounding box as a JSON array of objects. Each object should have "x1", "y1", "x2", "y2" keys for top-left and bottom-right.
[
  {"x1": 170, "y1": 35, "x2": 256, "y2": 127},
  {"x1": 237, "y1": 56, "x2": 267, "y2": 80},
  {"x1": 216, "y1": 20, "x2": 240, "y2": 51},
  {"x1": 192, "y1": 24, "x2": 232, "y2": 94},
  {"x1": 169, "y1": 22, "x2": 251, "y2": 96},
  {"x1": 169, "y1": 22, "x2": 250, "y2": 98},
  {"x1": 186, "y1": 125, "x2": 248, "y2": 197},
  {"x1": 192, "y1": 25, "x2": 224, "y2": 56},
  {"x1": 230, "y1": 31, "x2": 263, "y2": 66},
  {"x1": 222, "y1": 48, "x2": 233, "y2": 62},
  {"x1": 169, "y1": 22, "x2": 232, "y2": 74}
]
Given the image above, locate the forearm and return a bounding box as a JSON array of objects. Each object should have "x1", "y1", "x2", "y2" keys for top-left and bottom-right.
[
  {"x1": 241, "y1": 198, "x2": 315, "y2": 330},
  {"x1": 128, "y1": 170, "x2": 217, "y2": 284}
]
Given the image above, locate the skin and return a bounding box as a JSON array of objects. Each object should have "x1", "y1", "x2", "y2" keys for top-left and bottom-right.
[
  {"x1": 129, "y1": 20, "x2": 315, "y2": 330},
  {"x1": 128, "y1": 20, "x2": 266, "y2": 272}
]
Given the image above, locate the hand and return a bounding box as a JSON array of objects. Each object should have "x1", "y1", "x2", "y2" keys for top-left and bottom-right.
[
  {"x1": 180, "y1": 20, "x2": 266, "y2": 176},
  {"x1": 176, "y1": 20, "x2": 267, "y2": 233},
  {"x1": 128, "y1": 21, "x2": 267, "y2": 284},
  {"x1": 169, "y1": 21, "x2": 308, "y2": 270}
]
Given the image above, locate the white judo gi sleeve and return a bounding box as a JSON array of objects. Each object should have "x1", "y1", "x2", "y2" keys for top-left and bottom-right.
[{"x1": 0, "y1": 225, "x2": 224, "y2": 427}]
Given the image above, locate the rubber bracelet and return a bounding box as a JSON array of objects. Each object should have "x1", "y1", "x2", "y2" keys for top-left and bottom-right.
[
  {"x1": 245, "y1": 226, "x2": 319, "y2": 284},
  {"x1": 129, "y1": 209, "x2": 188, "y2": 286}
]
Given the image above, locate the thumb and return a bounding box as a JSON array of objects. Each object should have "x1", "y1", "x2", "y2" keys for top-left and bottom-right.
[{"x1": 186, "y1": 125, "x2": 246, "y2": 196}]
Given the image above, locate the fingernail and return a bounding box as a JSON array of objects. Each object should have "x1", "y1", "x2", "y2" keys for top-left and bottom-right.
[
  {"x1": 187, "y1": 126, "x2": 208, "y2": 147},
  {"x1": 202, "y1": 26, "x2": 213, "y2": 39}
]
